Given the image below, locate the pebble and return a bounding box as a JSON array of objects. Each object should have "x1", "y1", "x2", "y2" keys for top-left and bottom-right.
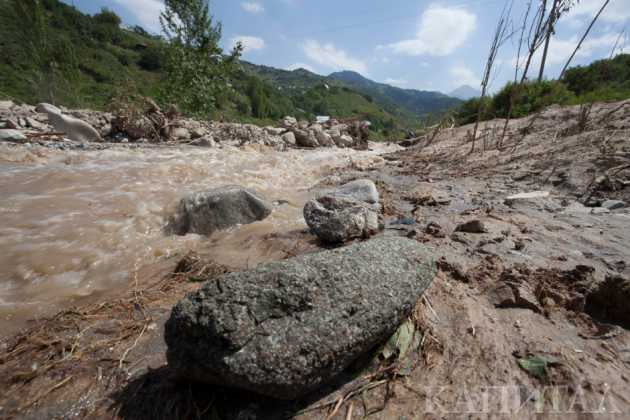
[
  {"x1": 390, "y1": 218, "x2": 417, "y2": 226},
  {"x1": 600, "y1": 200, "x2": 625, "y2": 210}
]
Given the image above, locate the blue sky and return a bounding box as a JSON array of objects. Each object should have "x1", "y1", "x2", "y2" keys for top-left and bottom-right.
[{"x1": 62, "y1": 0, "x2": 628, "y2": 95}]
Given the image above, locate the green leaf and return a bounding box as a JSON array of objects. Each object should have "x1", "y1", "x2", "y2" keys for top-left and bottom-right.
[
  {"x1": 518, "y1": 356, "x2": 558, "y2": 379},
  {"x1": 398, "y1": 321, "x2": 414, "y2": 358},
  {"x1": 398, "y1": 331, "x2": 422, "y2": 376},
  {"x1": 382, "y1": 330, "x2": 399, "y2": 360},
  {"x1": 188, "y1": 275, "x2": 209, "y2": 283}
]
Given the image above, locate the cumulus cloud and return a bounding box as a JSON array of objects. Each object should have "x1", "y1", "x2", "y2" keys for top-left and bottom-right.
[
  {"x1": 230, "y1": 36, "x2": 266, "y2": 51},
  {"x1": 564, "y1": 0, "x2": 630, "y2": 26},
  {"x1": 382, "y1": 57, "x2": 390, "y2": 63},
  {"x1": 287, "y1": 62, "x2": 316, "y2": 73},
  {"x1": 384, "y1": 77, "x2": 409, "y2": 85},
  {"x1": 242, "y1": 2, "x2": 265, "y2": 13},
  {"x1": 299, "y1": 40, "x2": 368, "y2": 75},
  {"x1": 110, "y1": 0, "x2": 164, "y2": 33},
  {"x1": 450, "y1": 66, "x2": 481, "y2": 88},
  {"x1": 510, "y1": 32, "x2": 622, "y2": 71},
  {"x1": 421, "y1": 62, "x2": 429, "y2": 66},
  {"x1": 377, "y1": 4, "x2": 477, "y2": 56}
]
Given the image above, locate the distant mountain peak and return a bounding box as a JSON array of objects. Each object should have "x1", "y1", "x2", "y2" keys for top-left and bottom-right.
[{"x1": 448, "y1": 85, "x2": 482, "y2": 101}]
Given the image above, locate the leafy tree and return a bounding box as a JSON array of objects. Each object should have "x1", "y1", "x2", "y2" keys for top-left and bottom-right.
[
  {"x1": 156, "y1": 0, "x2": 243, "y2": 119},
  {"x1": 92, "y1": 7, "x2": 122, "y2": 26}
]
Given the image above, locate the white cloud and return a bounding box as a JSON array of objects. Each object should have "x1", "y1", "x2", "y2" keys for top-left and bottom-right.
[
  {"x1": 378, "y1": 4, "x2": 477, "y2": 56},
  {"x1": 421, "y1": 62, "x2": 429, "y2": 66},
  {"x1": 299, "y1": 40, "x2": 368, "y2": 75},
  {"x1": 450, "y1": 66, "x2": 481, "y2": 88},
  {"x1": 287, "y1": 62, "x2": 316, "y2": 73},
  {"x1": 564, "y1": 0, "x2": 630, "y2": 26},
  {"x1": 510, "y1": 32, "x2": 622, "y2": 71},
  {"x1": 110, "y1": 0, "x2": 164, "y2": 33},
  {"x1": 382, "y1": 57, "x2": 390, "y2": 63},
  {"x1": 384, "y1": 77, "x2": 409, "y2": 85},
  {"x1": 230, "y1": 36, "x2": 266, "y2": 51},
  {"x1": 242, "y1": 2, "x2": 265, "y2": 13}
]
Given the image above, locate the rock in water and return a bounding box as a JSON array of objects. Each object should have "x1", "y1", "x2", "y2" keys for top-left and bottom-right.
[
  {"x1": 317, "y1": 179, "x2": 380, "y2": 204},
  {"x1": 180, "y1": 185, "x2": 273, "y2": 235},
  {"x1": 36, "y1": 103, "x2": 100, "y2": 142},
  {"x1": 165, "y1": 236, "x2": 436, "y2": 400}
]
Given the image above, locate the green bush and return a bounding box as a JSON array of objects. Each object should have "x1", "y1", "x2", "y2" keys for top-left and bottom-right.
[
  {"x1": 138, "y1": 49, "x2": 163, "y2": 72},
  {"x1": 116, "y1": 52, "x2": 131, "y2": 67}
]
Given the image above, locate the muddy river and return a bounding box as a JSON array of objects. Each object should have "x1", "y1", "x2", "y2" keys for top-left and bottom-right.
[{"x1": 0, "y1": 143, "x2": 398, "y2": 336}]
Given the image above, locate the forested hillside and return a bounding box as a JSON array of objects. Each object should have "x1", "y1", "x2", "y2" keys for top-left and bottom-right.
[
  {"x1": 327, "y1": 70, "x2": 462, "y2": 116},
  {"x1": 0, "y1": 0, "x2": 423, "y2": 135}
]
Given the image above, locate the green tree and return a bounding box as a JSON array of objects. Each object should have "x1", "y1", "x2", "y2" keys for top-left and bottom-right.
[
  {"x1": 92, "y1": 7, "x2": 122, "y2": 26},
  {"x1": 156, "y1": 0, "x2": 243, "y2": 119}
]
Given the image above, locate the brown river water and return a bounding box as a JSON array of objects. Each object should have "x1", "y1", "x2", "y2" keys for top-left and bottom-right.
[{"x1": 0, "y1": 143, "x2": 396, "y2": 337}]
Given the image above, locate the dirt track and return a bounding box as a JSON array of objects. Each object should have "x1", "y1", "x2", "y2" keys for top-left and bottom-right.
[{"x1": 1, "y1": 100, "x2": 630, "y2": 419}]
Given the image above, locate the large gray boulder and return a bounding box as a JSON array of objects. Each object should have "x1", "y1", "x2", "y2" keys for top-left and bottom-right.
[
  {"x1": 180, "y1": 185, "x2": 273, "y2": 235},
  {"x1": 314, "y1": 130, "x2": 333, "y2": 146},
  {"x1": 36, "y1": 103, "x2": 100, "y2": 142},
  {"x1": 165, "y1": 236, "x2": 436, "y2": 400},
  {"x1": 281, "y1": 132, "x2": 296, "y2": 147},
  {"x1": 279, "y1": 116, "x2": 297, "y2": 128},
  {"x1": 330, "y1": 124, "x2": 348, "y2": 133},
  {"x1": 317, "y1": 179, "x2": 380, "y2": 204},
  {"x1": 263, "y1": 126, "x2": 285, "y2": 136},
  {"x1": 304, "y1": 195, "x2": 384, "y2": 242},
  {"x1": 325, "y1": 129, "x2": 341, "y2": 144},
  {"x1": 0, "y1": 129, "x2": 27, "y2": 142},
  {"x1": 338, "y1": 135, "x2": 354, "y2": 147},
  {"x1": 288, "y1": 127, "x2": 318, "y2": 147},
  {"x1": 0, "y1": 101, "x2": 14, "y2": 111}
]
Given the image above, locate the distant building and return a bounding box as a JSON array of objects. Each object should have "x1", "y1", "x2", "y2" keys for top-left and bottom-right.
[
  {"x1": 316, "y1": 116, "x2": 330, "y2": 123},
  {"x1": 209, "y1": 55, "x2": 223, "y2": 64},
  {"x1": 121, "y1": 23, "x2": 133, "y2": 32},
  {"x1": 363, "y1": 121, "x2": 372, "y2": 126}
]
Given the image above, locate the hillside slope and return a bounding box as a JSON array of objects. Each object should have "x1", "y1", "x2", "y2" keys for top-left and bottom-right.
[
  {"x1": 328, "y1": 70, "x2": 462, "y2": 116},
  {"x1": 240, "y1": 62, "x2": 421, "y2": 126}
]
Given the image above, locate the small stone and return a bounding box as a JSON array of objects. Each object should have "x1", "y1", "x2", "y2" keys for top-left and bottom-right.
[
  {"x1": 390, "y1": 218, "x2": 417, "y2": 226},
  {"x1": 6, "y1": 119, "x2": 18, "y2": 129},
  {"x1": 487, "y1": 283, "x2": 516, "y2": 307},
  {"x1": 600, "y1": 200, "x2": 625, "y2": 210},
  {"x1": 456, "y1": 219, "x2": 487, "y2": 233},
  {"x1": 591, "y1": 208, "x2": 611, "y2": 215},
  {"x1": 24, "y1": 117, "x2": 42, "y2": 129},
  {"x1": 505, "y1": 191, "x2": 550, "y2": 205},
  {"x1": 515, "y1": 287, "x2": 541, "y2": 312}
]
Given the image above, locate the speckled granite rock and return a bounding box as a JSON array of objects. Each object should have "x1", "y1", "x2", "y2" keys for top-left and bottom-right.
[
  {"x1": 164, "y1": 236, "x2": 436, "y2": 400},
  {"x1": 304, "y1": 182, "x2": 384, "y2": 242},
  {"x1": 317, "y1": 179, "x2": 379, "y2": 204},
  {"x1": 180, "y1": 185, "x2": 273, "y2": 235}
]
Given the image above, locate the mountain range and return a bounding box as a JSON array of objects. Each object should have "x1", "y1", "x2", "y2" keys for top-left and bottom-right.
[
  {"x1": 240, "y1": 63, "x2": 464, "y2": 120},
  {"x1": 447, "y1": 85, "x2": 482, "y2": 101}
]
